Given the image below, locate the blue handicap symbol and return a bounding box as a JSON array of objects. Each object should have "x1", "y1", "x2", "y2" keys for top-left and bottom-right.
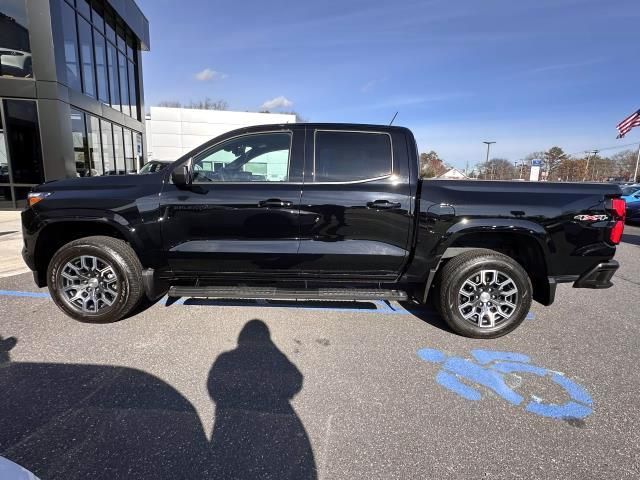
[{"x1": 417, "y1": 348, "x2": 592, "y2": 420}]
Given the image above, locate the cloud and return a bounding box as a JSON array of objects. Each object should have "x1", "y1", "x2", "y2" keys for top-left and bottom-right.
[
  {"x1": 261, "y1": 96, "x2": 293, "y2": 110},
  {"x1": 361, "y1": 80, "x2": 377, "y2": 93},
  {"x1": 194, "y1": 68, "x2": 226, "y2": 81}
]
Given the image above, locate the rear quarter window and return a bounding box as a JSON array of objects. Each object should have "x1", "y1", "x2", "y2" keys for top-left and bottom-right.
[{"x1": 314, "y1": 131, "x2": 392, "y2": 182}]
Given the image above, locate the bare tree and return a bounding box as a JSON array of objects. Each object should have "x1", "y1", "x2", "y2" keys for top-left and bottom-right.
[
  {"x1": 186, "y1": 97, "x2": 228, "y2": 110},
  {"x1": 157, "y1": 100, "x2": 182, "y2": 108},
  {"x1": 478, "y1": 158, "x2": 516, "y2": 180}
]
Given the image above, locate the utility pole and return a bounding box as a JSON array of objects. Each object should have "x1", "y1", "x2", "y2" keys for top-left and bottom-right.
[{"x1": 583, "y1": 150, "x2": 598, "y2": 182}]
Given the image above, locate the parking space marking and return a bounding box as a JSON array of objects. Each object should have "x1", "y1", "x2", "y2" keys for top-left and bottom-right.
[
  {"x1": 0, "y1": 289, "x2": 50, "y2": 299},
  {"x1": 417, "y1": 348, "x2": 593, "y2": 420}
]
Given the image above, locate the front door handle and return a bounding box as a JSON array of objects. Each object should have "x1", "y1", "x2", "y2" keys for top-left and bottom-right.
[
  {"x1": 258, "y1": 198, "x2": 293, "y2": 208},
  {"x1": 367, "y1": 199, "x2": 402, "y2": 209}
]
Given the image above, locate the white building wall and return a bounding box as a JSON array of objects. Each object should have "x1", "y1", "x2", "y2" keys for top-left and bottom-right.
[{"x1": 146, "y1": 107, "x2": 296, "y2": 161}]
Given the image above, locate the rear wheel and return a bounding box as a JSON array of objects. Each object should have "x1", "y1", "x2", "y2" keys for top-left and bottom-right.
[
  {"x1": 437, "y1": 249, "x2": 532, "y2": 338},
  {"x1": 47, "y1": 236, "x2": 144, "y2": 323}
]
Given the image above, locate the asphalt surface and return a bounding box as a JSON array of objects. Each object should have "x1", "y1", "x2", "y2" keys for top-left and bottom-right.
[{"x1": 1, "y1": 226, "x2": 639, "y2": 479}]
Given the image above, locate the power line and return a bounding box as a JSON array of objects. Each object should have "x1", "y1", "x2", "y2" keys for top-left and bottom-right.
[{"x1": 565, "y1": 140, "x2": 640, "y2": 158}]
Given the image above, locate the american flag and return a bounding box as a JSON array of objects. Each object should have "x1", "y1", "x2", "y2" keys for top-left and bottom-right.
[{"x1": 616, "y1": 109, "x2": 640, "y2": 138}]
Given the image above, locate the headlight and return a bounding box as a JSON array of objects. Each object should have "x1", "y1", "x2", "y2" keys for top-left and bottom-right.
[{"x1": 27, "y1": 192, "x2": 52, "y2": 207}]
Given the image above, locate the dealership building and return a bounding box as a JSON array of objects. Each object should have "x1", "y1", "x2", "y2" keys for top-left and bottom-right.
[
  {"x1": 147, "y1": 107, "x2": 295, "y2": 162},
  {"x1": 0, "y1": 0, "x2": 149, "y2": 208}
]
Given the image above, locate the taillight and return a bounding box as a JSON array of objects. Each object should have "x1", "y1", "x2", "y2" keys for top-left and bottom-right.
[
  {"x1": 607, "y1": 198, "x2": 626, "y2": 244},
  {"x1": 611, "y1": 198, "x2": 626, "y2": 219}
]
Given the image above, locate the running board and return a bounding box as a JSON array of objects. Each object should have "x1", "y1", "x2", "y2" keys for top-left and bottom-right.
[{"x1": 168, "y1": 286, "x2": 408, "y2": 302}]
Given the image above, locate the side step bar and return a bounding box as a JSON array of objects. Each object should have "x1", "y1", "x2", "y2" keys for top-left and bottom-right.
[{"x1": 168, "y1": 286, "x2": 408, "y2": 302}]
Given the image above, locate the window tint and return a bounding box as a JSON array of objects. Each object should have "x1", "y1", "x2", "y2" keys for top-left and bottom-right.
[
  {"x1": 117, "y1": 51, "x2": 130, "y2": 116},
  {"x1": 94, "y1": 32, "x2": 109, "y2": 103},
  {"x1": 124, "y1": 128, "x2": 134, "y2": 173},
  {"x1": 87, "y1": 114, "x2": 103, "y2": 175},
  {"x1": 106, "y1": 42, "x2": 120, "y2": 110},
  {"x1": 60, "y1": 1, "x2": 81, "y2": 90},
  {"x1": 100, "y1": 119, "x2": 114, "y2": 174},
  {"x1": 71, "y1": 109, "x2": 90, "y2": 177},
  {"x1": 3, "y1": 100, "x2": 44, "y2": 184},
  {"x1": 77, "y1": 16, "x2": 96, "y2": 97},
  {"x1": 0, "y1": 0, "x2": 32, "y2": 78},
  {"x1": 113, "y1": 125, "x2": 124, "y2": 174},
  {"x1": 192, "y1": 132, "x2": 291, "y2": 183},
  {"x1": 314, "y1": 131, "x2": 392, "y2": 182}
]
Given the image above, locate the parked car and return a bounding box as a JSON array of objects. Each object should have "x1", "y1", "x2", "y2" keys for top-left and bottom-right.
[
  {"x1": 621, "y1": 184, "x2": 640, "y2": 203},
  {"x1": 21, "y1": 123, "x2": 625, "y2": 338},
  {"x1": 139, "y1": 160, "x2": 172, "y2": 174},
  {"x1": 626, "y1": 200, "x2": 640, "y2": 224}
]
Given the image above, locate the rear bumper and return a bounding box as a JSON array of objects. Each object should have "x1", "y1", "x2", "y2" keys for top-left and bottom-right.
[{"x1": 573, "y1": 260, "x2": 619, "y2": 289}]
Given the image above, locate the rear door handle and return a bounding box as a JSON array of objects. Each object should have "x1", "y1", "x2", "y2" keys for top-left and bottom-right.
[
  {"x1": 258, "y1": 198, "x2": 293, "y2": 208},
  {"x1": 367, "y1": 199, "x2": 402, "y2": 209}
]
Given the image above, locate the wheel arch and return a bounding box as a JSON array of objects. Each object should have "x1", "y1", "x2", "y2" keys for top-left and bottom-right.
[
  {"x1": 33, "y1": 219, "x2": 137, "y2": 287},
  {"x1": 433, "y1": 223, "x2": 554, "y2": 306}
]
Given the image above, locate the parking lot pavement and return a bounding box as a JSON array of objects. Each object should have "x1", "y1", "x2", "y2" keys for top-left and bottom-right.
[{"x1": 0, "y1": 226, "x2": 639, "y2": 479}]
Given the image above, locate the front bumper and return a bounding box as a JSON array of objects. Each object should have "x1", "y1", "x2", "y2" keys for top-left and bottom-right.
[{"x1": 573, "y1": 260, "x2": 619, "y2": 289}]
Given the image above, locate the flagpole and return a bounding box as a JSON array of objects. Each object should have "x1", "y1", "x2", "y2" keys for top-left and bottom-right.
[{"x1": 634, "y1": 142, "x2": 640, "y2": 183}]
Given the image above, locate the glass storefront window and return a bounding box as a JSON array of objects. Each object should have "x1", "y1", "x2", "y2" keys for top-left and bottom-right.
[
  {"x1": 87, "y1": 115, "x2": 103, "y2": 176},
  {"x1": 3, "y1": 99, "x2": 44, "y2": 184},
  {"x1": 60, "y1": 1, "x2": 81, "y2": 91},
  {"x1": 77, "y1": 16, "x2": 96, "y2": 98},
  {"x1": 13, "y1": 186, "x2": 32, "y2": 209},
  {"x1": 91, "y1": 1, "x2": 104, "y2": 32},
  {"x1": 100, "y1": 119, "x2": 114, "y2": 175},
  {"x1": 76, "y1": 0, "x2": 91, "y2": 19},
  {"x1": 70, "y1": 108, "x2": 90, "y2": 177},
  {"x1": 135, "y1": 132, "x2": 143, "y2": 170},
  {"x1": 117, "y1": 51, "x2": 130, "y2": 116},
  {"x1": 124, "y1": 128, "x2": 134, "y2": 173},
  {"x1": 0, "y1": 112, "x2": 9, "y2": 184},
  {"x1": 116, "y1": 25, "x2": 126, "y2": 52},
  {"x1": 113, "y1": 125, "x2": 124, "y2": 174},
  {"x1": 106, "y1": 42, "x2": 120, "y2": 111},
  {"x1": 0, "y1": 0, "x2": 32, "y2": 78},
  {"x1": 128, "y1": 60, "x2": 138, "y2": 120},
  {"x1": 104, "y1": 10, "x2": 116, "y2": 43},
  {"x1": 94, "y1": 32, "x2": 109, "y2": 104}
]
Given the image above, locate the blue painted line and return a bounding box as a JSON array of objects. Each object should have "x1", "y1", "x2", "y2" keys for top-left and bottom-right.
[
  {"x1": 0, "y1": 289, "x2": 50, "y2": 299},
  {"x1": 526, "y1": 312, "x2": 535, "y2": 320}
]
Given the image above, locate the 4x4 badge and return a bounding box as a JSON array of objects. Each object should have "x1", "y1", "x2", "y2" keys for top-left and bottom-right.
[{"x1": 574, "y1": 214, "x2": 609, "y2": 222}]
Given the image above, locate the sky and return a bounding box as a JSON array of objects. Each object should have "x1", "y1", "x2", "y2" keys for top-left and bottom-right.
[{"x1": 136, "y1": 0, "x2": 640, "y2": 169}]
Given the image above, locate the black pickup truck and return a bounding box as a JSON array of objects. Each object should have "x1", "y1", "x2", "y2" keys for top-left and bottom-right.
[{"x1": 21, "y1": 123, "x2": 625, "y2": 338}]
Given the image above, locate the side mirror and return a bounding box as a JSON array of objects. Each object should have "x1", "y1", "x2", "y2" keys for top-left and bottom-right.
[{"x1": 171, "y1": 164, "x2": 191, "y2": 188}]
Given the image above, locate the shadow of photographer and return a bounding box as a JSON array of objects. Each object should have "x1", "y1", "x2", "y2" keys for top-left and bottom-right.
[{"x1": 0, "y1": 321, "x2": 316, "y2": 480}]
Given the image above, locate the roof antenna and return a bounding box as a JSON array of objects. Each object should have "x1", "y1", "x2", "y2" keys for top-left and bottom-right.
[{"x1": 389, "y1": 111, "x2": 398, "y2": 125}]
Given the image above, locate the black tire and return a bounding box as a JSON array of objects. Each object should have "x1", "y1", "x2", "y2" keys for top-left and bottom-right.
[
  {"x1": 47, "y1": 236, "x2": 144, "y2": 323},
  {"x1": 437, "y1": 249, "x2": 532, "y2": 339}
]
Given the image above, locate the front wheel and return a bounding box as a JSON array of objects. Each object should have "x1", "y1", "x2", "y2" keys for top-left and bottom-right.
[
  {"x1": 437, "y1": 249, "x2": 532, "y2": 338},
  {"x1": 47, "y1": 236, "x2": 144, "y2": 323}
]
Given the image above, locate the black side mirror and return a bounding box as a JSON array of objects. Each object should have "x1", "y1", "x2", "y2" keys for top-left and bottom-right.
[{"x1": 171, "y1": 164, "x2": 191, "y2": 188}]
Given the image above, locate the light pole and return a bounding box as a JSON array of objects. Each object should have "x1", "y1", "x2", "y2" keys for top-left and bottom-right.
[{"x1": 483, "y1": 141, "x2": 496, "y2": 180}]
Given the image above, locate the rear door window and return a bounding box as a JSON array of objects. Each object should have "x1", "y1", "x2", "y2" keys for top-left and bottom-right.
[{"x1": 314, "y1": 131, "x2": 392, "y2": 182}]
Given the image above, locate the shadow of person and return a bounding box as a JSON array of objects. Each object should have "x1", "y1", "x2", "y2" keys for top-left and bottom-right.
[
  {"x1": 207, "y1": 320, "x2": 316, "y2": 479},
  {"x1": 0, "y1": 335, "x2": 17, "y2": 364}
]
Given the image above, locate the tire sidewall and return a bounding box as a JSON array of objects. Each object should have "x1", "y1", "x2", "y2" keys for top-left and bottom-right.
[
  {"x1": 443, "y1": 256, "x2": 532, "y2": 338},
  {"x1": 48, "y1": 243, "x2": 132, "y2": 323}
]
